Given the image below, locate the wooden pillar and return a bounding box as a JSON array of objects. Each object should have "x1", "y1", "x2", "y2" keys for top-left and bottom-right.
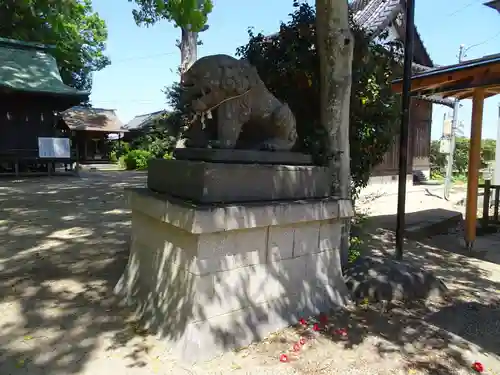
[
  {"x1": 84, "y1": 136, "x2": 88, "y2": 162},
  {"x1": 74, "y1": 132, "x2": 80, "y2": 174},
  {"x1": 464, "y1": 88, "x2": 485, "y2": 250}
]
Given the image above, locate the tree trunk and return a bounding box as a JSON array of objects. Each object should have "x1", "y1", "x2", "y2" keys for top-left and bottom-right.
[
  {"x1": 315, "y1": 0, "x2": 354, "y2": 267},
  {"x1": 315, "y1": 0, "x2": 353, "y2": 199},
  {"x1": 180, "y1": 27, "x2": 198, "y2": 75},
  {"x1": 175, "y1": 28, "x2": 200, "y2": 149}
]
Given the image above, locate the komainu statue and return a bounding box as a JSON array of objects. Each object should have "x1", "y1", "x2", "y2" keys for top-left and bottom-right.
[{"x1": 181, "y1": 54, "x2": 297, "y2": 151}]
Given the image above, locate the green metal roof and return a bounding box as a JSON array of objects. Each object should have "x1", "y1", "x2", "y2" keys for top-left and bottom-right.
[{"x1": 0, "y1": 38, "x2": 89, "y2": 98}]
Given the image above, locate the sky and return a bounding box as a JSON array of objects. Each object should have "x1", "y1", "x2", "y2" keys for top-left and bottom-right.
[{"x1": 89, "y1": 0, "x2": 500, "y2": 140}]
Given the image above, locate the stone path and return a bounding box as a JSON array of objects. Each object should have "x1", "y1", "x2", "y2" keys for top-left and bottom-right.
[{"x1": 1, "y1": 172, "x2": 500, "y2": 374}]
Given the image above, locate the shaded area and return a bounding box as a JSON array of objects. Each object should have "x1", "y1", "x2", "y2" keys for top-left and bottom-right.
[
  {"x1": 1, "y1": 171, "x2": 500, "y2": 374},
  {"x1": 340, "y1": 225, "x2": 500, "y2": 373},
  {"x1": 0, "y1": 171, "x2": 164, "y2": 374},
  {"x1": 344, "y1": 255, "x2": 448, "y2": 303},
  {"x1": 204, "y1": 228, "x2": 500, "y2": 374}
]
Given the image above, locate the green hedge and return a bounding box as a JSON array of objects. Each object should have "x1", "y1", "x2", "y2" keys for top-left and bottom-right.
[{"x1": 121, "y1": 150, "x2": 153, "y2": 170}]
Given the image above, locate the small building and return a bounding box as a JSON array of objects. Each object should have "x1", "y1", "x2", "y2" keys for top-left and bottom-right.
[
  {"x1": 0, "y1": 38, "x2": 89, "y2": 176},
  {"x1": 122, "y1": 110, "x2": 168, "y2": 143},
  {"x1": 60, "y1": 106, "x2": 127, "y2": 164},
  {"x1": 351, "y1": 0, "x2": 443, "y2": 183}
]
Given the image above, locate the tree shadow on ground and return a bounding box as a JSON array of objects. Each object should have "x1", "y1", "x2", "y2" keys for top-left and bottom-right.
[
  {"x1": 316, "y1": 224, "x2": 500, "y2": 374},
  {"x1": 114, "y1": 189, "x2": 500, "y2": 374},
  {"x1": 0, "y1": 171, "x2": 160, "y2": 375},
  {"x1": 4, "y1": 171, "x2": 500, "y2": 374}
]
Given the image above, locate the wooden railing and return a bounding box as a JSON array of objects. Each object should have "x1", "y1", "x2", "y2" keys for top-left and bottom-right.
[{"x1": 479, "y1": 180, "x2": 500, "y2": 227}]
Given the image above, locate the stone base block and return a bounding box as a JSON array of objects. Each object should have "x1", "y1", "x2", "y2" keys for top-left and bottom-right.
[
  {"x1": 148, "y1": 158, "x2": 331, "y2": 203},
  {"x1": 115, "y1": 188, "x2": 354, "y2": 362},
  {"x1": 173, "y1": 147, "x2": 314, "y2": 165}
]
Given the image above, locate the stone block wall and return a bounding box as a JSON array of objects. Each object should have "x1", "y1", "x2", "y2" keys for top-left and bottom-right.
[{"x1": 115, "y1": 189, "x2": 353, "y2": 361}]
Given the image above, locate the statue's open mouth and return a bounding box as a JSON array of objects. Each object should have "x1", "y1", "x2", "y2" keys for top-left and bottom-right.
[{"x1": 182, "y1": 83, "x2": 213, "y2": 112}]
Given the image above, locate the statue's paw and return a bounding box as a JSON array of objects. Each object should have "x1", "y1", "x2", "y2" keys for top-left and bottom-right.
[
  {"x1": 259, "y1": 142, "x2": 277, "y2": 151},
  {"x1": 210, "y1": 140, "x2": 237, "y2": 149}
]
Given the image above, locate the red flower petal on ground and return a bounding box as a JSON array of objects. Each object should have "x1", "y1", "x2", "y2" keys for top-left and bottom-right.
[
  {"x1": 293, "y1": 343, "x2": 301, "y2": 352},
  {"x1": 312, "y1": 323, "x2": 320, "y2": 331},
  {"x1": 299, "y1": 337, "x2": 307, "y2": 345},
  {"x1": 472, "y1": 361, "x2": 484, "y2": 373},
  {"x1": 279, "y1": 354, "x2": 289, "y2": 362},
  {"x1": 299, "y1": 318, "x2": 307, "y2": 326},
  {"x1": 334, "y1": 328, "x2": 348, "y2": 337}
]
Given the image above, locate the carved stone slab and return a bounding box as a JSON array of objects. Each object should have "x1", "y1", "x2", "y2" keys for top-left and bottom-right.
[
  {"x1": 148, "y1": 158, "x2": 331, "y2": 204},
  {"x1": 173, "y1": 147, "x2": 314, "y2": 166}
]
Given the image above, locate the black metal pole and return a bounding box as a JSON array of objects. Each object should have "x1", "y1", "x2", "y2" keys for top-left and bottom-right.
[{"x1": 395, "y1": 0, "x2": 416, "y2": 260}]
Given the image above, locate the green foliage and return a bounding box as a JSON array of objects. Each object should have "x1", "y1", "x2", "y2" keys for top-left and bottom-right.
[
  {"x1": 454, "y1": 137, "x2": 471, "y2": 174},
  {"x1": 348, "y1": 235, "x2": 363, "y2": 263},
  {"x1": 430, "y1": 137, "x2": 496, "y2": 177},
  {"x1": 122, "y1": 149, "x2": 153, "y2": 170},
  {"x1": 129, "y1": 0, "x2": 213, "y2": 30},
  {"x1": 0, "y1": 0, "x2": 110, "y2": 92},
  {"x1": 109, "y1": 141, "x2": 130, "y2": 163},
  {"x1": 348, "y1": 213, "x2": 369, "y2": 263},
  {"x1": 130, "y1": 113, "x2": 180, "y2": 157},
  {"x1": 235, "y1": 2, "x2": 402, "y2": 196},
  {"x1": 429, "y1": 140, "x2": 446, "y2": 176},
  {"x1": 482, "y1": 138, "x2": 496, "y2": 162}
]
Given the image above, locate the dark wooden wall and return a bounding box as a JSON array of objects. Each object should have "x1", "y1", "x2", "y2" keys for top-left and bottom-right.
[
  {"x1": 72, "y1": 130, "x2": 112, "y2": 163},
  {"x1": 0, "y1": 94, "x2": 61, "y2": 158},
  {"x1": 372, "y1": 98, "x2": 432, "y2": 176}
]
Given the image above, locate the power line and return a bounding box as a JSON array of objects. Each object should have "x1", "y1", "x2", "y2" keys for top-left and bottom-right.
[
  {"x1": 445, "y1": 0, "x2": 478, "y2": 17},
  {"x1": 461, "y1": 30, "x2": 500, "y2": 60}
]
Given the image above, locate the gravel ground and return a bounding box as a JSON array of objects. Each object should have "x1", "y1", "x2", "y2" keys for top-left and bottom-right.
[{"x1": 0, "y1": 172, "x2": 499, "y2": 374}]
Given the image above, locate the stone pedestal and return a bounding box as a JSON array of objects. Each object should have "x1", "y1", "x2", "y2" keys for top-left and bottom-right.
[
  {"x1": 115, "y1": 188, "x2": 353, "y2": 362},
  {"x1": 148, "y1": 158, "x2": 331, "y2": 203}
]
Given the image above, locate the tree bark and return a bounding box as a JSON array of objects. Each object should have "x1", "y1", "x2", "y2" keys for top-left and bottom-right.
[
  {"x1": 180, "y1": 27, "x2": 198, "y2": 75},
  {"x1": 315, "y1": 0, "x2": 354, "y2": 267},
  {"x1": 315, "y1": 0, "x2": 353, "y2": 199}
]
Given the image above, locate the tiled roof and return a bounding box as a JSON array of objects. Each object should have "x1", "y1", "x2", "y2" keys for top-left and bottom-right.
[
  {"x1": 351, "y1": 0, "x2": 433, "y2": 67},
  {"x1": 124, "y1": 110, "x2": 167, "y2": 130},
  {"x1": 61, "y1": 106, "x2": 126, "y2": 133},
  {"x1": 350, "y1": 0, "x2": 371, "y2": 13},
  {"x1": 352, "y1": 0, "x2": 402, "y2": 34},
  {"x1": 0, "y1": 38, "x2": 88, "y2": 98},
  {"x1": 485, "y1": 0, "x2": 500, "y2": 12}
]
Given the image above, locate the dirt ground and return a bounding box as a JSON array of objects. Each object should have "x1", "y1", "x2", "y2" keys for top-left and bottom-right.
[{"x1": 0, "y1": 172, "x2": 499, "y2": 374}]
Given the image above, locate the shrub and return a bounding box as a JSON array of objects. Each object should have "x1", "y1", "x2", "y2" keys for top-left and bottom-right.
[
  {"x1": 236, "y1": 2, "x2": 402, "y2": 196},
  {"x1": 122, "y1": 150, "x2": 153, "y2": 170}
]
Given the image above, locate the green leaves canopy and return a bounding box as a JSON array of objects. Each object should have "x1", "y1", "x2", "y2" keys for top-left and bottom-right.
[
  {"x1": 129, "y1": 0, "x2": 213, "y2": 31},
  {"x1": 0, "y1": 0, "x2": 110, "y2": 91},
  {"x1": 236, "y1": 2, "x2": 402, "y2": 195}
]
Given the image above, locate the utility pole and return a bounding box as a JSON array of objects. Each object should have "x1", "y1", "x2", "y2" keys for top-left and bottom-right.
[{"x1": 444, "y1": 44, "x2": 465, "y2": 200}]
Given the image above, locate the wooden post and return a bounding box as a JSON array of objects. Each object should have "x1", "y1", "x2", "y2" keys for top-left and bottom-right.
[
  {"x1": 74, "y1": 132, "x2": 80, "y2": 175},
  {"x1": 464, "y1": 88, "x2": 485, "y2": 250}
]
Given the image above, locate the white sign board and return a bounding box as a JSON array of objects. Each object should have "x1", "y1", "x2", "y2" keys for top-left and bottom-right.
[{"x1": 38, "y1": 137, "x2": 71, "y2": 159}]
